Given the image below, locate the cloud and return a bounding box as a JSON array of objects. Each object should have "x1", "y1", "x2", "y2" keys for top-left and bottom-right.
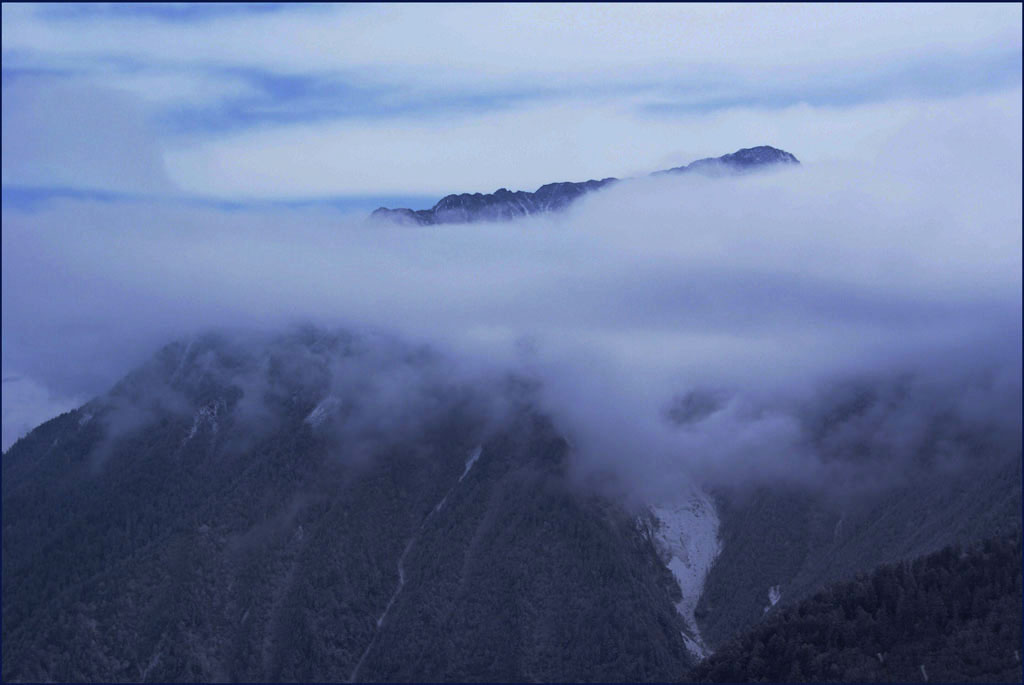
[
  {"x1": 5, "y1": 75, "x2": 1018, "y2": 202},
  {"x1": 162, "y1": 89, "x2": 1023, "y2": 197},
  {"x1": 34, "y1": 3, "x2": 304, "y2": 23},
  {"x1": 4, "y1": 4, "x2": 1018, "y2": 88},
  {"x1": 1, "y1": 372, "x2": 83, "y2": 451},
  {"x1": 1, "y1": 79, "x2": 175, "y2": 192},
  {"x1": 3, "y1": 91, "x2": 1020, "y2": 499},
  {"x1": 3, "y1": 4, "x2": 1019, "y2": 199}
]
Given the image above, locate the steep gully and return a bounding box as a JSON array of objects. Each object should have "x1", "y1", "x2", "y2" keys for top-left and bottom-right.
[{"x1": 348, "y1": 446, "x2": 483, "y2": 682}]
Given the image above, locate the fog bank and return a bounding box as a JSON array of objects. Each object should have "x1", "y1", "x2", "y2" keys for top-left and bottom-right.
[{"x1": 2, "y1": 94, "x2": 1020, "y2": 498}]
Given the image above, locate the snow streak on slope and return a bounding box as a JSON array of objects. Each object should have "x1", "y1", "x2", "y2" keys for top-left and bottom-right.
[
  {"x1": 182, "y1": 399, "x2": 225, "y2": 445},
  {"x1": 348, "y1": 445, "x2": 484, "y2": 682},
  {"x1": 763, "y1": 585, "x2": 782, "y2": 614},
  {"x1": 459, "y1": 445, "x2": 482, "y2": 482},
  {"x1": 435, "y1": 446, "x2": 483, "y2": 514},
  {"x1": 305, "y1": 396, "x2": 340, "y2": 427},
  {"x1": 375, "y1": 540, "x2": 415, "y2": 628},
  {"x1": 651, "y1": 489, "x2": 721, "y2": 660}
]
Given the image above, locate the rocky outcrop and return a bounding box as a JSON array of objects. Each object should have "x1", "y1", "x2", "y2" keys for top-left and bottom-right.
[{"x1": 371, "y1": 146, "x2": 799, "y2": 225}]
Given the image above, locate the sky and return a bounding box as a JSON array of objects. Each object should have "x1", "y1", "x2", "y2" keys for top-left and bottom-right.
[
  {"x1": 2, "y1": 3, "x2": 1022, "y2": 497},
  {"x1": 2, "y1": 3, "x2": 1021, "y2": 198}
]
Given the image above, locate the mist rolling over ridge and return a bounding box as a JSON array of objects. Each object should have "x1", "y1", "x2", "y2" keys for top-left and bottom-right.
[
  {"x1": 2, "y1": 4, "x2": 1021, "y2": 682},
  {"x1": 4, "y1": 93, "x2": 1021, "y2": 500}
]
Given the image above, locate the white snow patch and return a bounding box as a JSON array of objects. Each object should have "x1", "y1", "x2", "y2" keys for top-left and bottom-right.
[
  {"x1": 305, "y1": 396, "x2": 340, "y2": 427},
  {"x1": 681, "y1": 631, "x2": 706, "y2": 660},
  {"x1": 459, "y1": 445, "x2": 482, "y2": 482},
  {"x1": 651, "y1": 488, "x2": 721, "y2": 660},
  {"x1": 182, "y1": 401, "x2": 223, "y2": 444},
  {"x1": 763, "y1": 584, "x2": 782, "y2": 614}
]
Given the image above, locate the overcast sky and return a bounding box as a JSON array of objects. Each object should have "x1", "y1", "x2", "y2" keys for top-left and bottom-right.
[
  {"x1": 2, "y1": 3, "x2": 1022, "y2": 479},
  {"x1": 2, "y1": 3, "x2": 1021, "y2": 199}
]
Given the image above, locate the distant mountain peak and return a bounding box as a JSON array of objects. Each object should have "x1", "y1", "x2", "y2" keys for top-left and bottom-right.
[
  {"x1": 657, "y1": 145, "x2": 800, "y2": 175},
  {"x1": 371, "y1": 146, "x2": 799, "y2": 225}
]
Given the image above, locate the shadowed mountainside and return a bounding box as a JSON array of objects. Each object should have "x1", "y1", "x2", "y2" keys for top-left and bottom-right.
[
  {"x1": 2, "y1": 326, "x2": 1020, "y2": 682},
  {"x1": 690, "y1": 532, "x2": 1023, "y2": 683},
  {"x1": 1, "y1": 329, "x2": 692, "y2": 683}
]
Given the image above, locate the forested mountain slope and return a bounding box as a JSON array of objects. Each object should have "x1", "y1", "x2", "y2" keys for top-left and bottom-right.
[
  {"x1": 2, "y1": 328, "x2": 1020, "y2": 682},
  {"x1": 690, "y1": 532, "x2": 1023, "y2": 683},
  {"x1": 1, "y1": 330, "x2": 692, "y2": 682},
  {"x1": 699, "y1": 458, "x2": 1022, "y2": 649}
]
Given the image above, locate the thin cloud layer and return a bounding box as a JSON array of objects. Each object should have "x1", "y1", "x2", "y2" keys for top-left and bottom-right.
[
  {"x1": 1, "y1": 80, "x2": 176, "y2": 193},
  {"x1": 4, "y1": 4, "x2": 1018, "y2": 88},
  {"x1": 2, "y1": 4, "x2": 1020, "y2": 198},
  {"x1": 3, "y1": 94, "x2": 1020, "y2": 500}
]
